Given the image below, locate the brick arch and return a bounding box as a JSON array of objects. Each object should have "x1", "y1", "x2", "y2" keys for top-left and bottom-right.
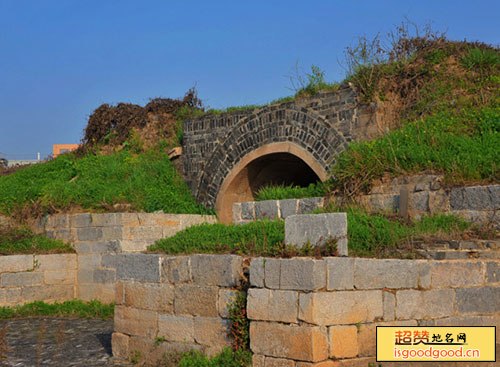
[
  {"x1": 215, "y1": 142, "x2": 329, "y2": 223},
  {"x1": 193, "y1": 105, "x2": 347, "y2": 221}
]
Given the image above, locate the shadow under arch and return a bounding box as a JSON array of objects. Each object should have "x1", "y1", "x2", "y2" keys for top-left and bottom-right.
[{"x1": 215, "y1": 142, "x2": 328, "y2": 223}]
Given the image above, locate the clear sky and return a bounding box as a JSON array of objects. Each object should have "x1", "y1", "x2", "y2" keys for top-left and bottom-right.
[{"x1": 1, "y1": 0, "x2": 499, "y2": 159}]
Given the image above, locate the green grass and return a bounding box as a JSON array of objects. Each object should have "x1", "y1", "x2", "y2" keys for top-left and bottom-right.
[
  {"x1": 148, "y1": 220, "x2": 285, "y2": 256},
  {"x1": 0, "y1": 144, "x2": 212, "y2": 217},
  {"x1": 331, "y1": 107, "x2": 500, "y2": 193},
  {"x1": 0, "y1": 226, "x2": 73, "y2": 255},
  {"x1": 149, "y1": 208, "x2": 471, "y2": 257},
  {"x1": 255, "y1": 182, "x2": 329, "y2": 201},
  {"x1": 320, "y1": 207, "x2": 471, "y2": 257},
  {"x1": 0, "y1": 300, "x2": 114, "y2": 320},
  {"x1": 205, "y1": 96, "x2": 295, "y2": 115},
  {"x1": 177, "y1": 348, "x2": 251, "y2": 367}
]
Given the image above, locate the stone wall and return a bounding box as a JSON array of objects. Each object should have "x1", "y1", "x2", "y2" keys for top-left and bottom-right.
[
  {"x1": 233, "y1": 176, "x2": 500, "y2": 229},
  {"x1": 34, "y1": 212, "x2": 217, "y2": 253},
  {"x1": 108, "y1": 254, "x2": 500, "y2": 366},
  {"x1": 25, "y1": 212, "x2": 217, "y2": 304},
  {"x1": 111, "y1": 254, "x2": 243, "y2": 365},
  {"x1": 183, "y1": 86, "x2": 386, "y2": 208},
  {"x1": 358, "y1": 175, "x2": 500, "y2": 227},
  {"x1": 248, "y1": 257, "x2": 500, "y2": 366},
  {"x1": 233, "y1": 197, "x2": 325, "y2": 224},
  {"x1": 0, "y1": 254, "x2": 76, "y2": 306}
]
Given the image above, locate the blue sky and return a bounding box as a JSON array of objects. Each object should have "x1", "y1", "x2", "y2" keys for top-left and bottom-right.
[{"x1": 1, "y1": 0, "x2": 499, "y2": 159}]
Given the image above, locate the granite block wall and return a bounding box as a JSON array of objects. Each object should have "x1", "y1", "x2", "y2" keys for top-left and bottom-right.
[
  {"x1": 111, "y1": 254, "x2": 243, "y2": 364},
  {"x1": 248, "y1": 257, "x2": 500, "y2": 366}
]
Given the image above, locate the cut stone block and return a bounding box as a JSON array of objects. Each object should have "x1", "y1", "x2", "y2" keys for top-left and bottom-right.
[
  {"x1": 250, "y1": 321, "x2": 328, "y2": 362},
  {"x1": 285, "y1": 213, "x2": 347, "y2": 256}
]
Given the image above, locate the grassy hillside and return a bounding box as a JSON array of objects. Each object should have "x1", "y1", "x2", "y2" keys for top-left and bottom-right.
[
  {"x1": 0, "y1": 144, "x2": 211, "y2": 219},
  {"x1": 332, "y1": 30, "x2": 500, "y2": 195}
]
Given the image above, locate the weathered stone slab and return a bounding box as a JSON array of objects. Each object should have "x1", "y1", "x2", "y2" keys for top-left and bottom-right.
[
  {"x1": 255, "y1": 200, "x2": 279, "y2": 220},
  {"x1": 114, "y1": 306, "x2": 157, "y2": 338},
  {"x1": 486, "y1": 261, "x2": 500, "y2": 283},
  {"x1": 89, "y1": 213, "x2": 121, "y2": 227},
  {"x1": 265, "y1": 357, "x2": 295, "y2": 367},
  {"x1": 247, "y1": 288, "x2": 298, "y2": 323},
  {"x1": 194, "y1": 317, "x2": 232, "y2": 353},
  {"x1": 430, "y1": 261, "x2": 484, "y2": 288},
  {"x1": 326, "y1": 257, "x2": 354, "y2": 290},
  {"x1": 456, "y1": 286, "x2": 500, "y2": 314},
  {"x1": 111, "y1": 332, "x2": 129, "y2": 361},
  {"x1": 328, "y1": 325, "x2": 358, "y2": 358},
  {"x1": 35, "y1": 254, "x2": 76, "y2": 271},
  {"x1": 93, "y1": 269, "x2": 116, "y2": 284},
  {"x1": 410, "y1": 191, "x2": 429, "y2": 211},
  {"x1": 0, "y1": 255, "x2": 33, "y2": 273},
  {"x1": 383, "y1": 291, "x2": 396, "y2": 321},
  {"x1": 1, "y1": 272, "x2": 43, "y2": 287},
  {"x1": 396, "y1": 289, "x2": 455, "y2": 320},
  {"x1": 297, "y1": 197, "x2": 324, "y2": 214},
  {"x1": 77, "y1": 283, "x2": 115, "y2": 303},
  {"x1": 174, "y1": 284, "x2": 218, "y2": 317},
  {"x1": 249, "y1": 258, "x2": 265, "y2": 287},
  {"x1": 280, "y1": 258, "x2": 326, "y2": 291},
  {"x1": 488, "y1": 185, "x2": 500, "y2": 210},
  {"x1": 298, "y1": 290, "x2": 383, "y2": 325},
  {"x1": 232, "y1": 203, "x2": 242, "y2": 223},
  {"x1": 44, "y1": 270, "x2": 75, "y2": 285},
  {"x1": 78, "y1": 254, "x2": 101, "y2": 269},
  {"x1": 124, "y1": 282, "x2": 174, "y2": 312},
  {"x1": 77, "y1": 227, "x2": 103, "y2": 241},
  {"x1": 250, "y1": 321, "x2": 328, "y2": 362},
  {"x1": 284, "y1": 213, "x2": 347, "y2": 256},
  {"x1": 102, "y1": 254, "x2": 162, "y2": 282},
  {"x1": 162, "y1": 256, "x2": 191, "y2": 283},
  {"x1": 450, "y1": 186, "x2": 492, "y2": 210},
  {"x1": 158, "y1": 314, "x2": 194, "y2": 343},
  {"x1": 191, "y1": 254, "x2": 242, "y2": 287},
  {"x1": 217, "y1": 288, "x2": 238, "y2": 318},
  {"x1": 21, "y1": 285, "x2": 74, "y2": 302},
  {"x1": 77, "y1": 269, "x2": 93, "y2": 284},
  {"x1": 241, "y1": 201, "x2": 255, "y2": 220},
  {"x1": 69, "y1": 213, "x2": 92, "y2": 228},
  {"x1": 265, "y1": 258, "x2": 281, "y2": 289},
  {"x1": 279, "y1": 199, "x2": 298, "y2": 219},
  {"x1": 418, "y1": 261, "x2": 431, "y2": 289},
  {"x1": 354, "y1": 259, "x2": 419, "y2": 289}
]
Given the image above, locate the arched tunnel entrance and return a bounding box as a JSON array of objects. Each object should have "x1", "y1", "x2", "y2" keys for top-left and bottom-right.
[{"x1": 215, "y1": 142, "x2": 328, "y2": 223}]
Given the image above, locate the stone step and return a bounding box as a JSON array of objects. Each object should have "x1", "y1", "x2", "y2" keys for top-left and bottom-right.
[{"x1": 417, "y1": 249, "x2": 500, "y2": 260}]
